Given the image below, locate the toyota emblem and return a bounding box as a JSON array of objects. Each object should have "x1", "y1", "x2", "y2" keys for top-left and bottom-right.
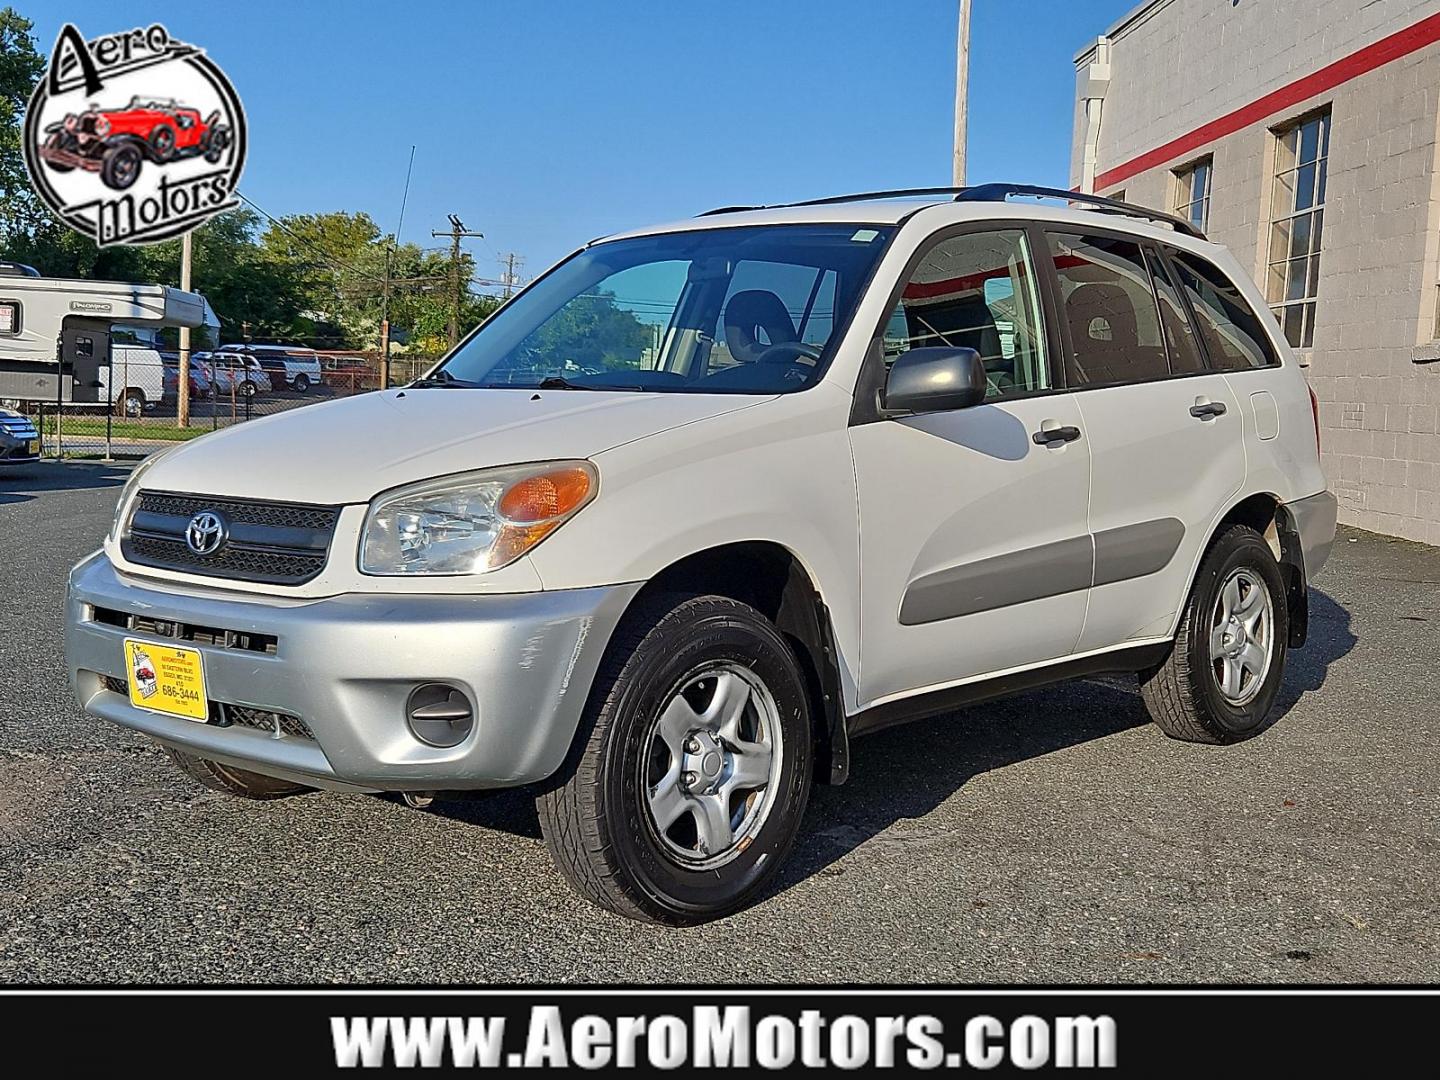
[{"x1": 184, "y1": 511, "x2": 227, "y2": 556}]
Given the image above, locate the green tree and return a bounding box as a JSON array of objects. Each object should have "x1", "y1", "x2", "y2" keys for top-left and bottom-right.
[{"x1": 0, "y1": 7, "x2": 43, "y2": 244}]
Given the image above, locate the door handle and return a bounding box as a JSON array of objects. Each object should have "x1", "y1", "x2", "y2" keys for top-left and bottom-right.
[
  {"x1": 1032, "y1": 424, "x2": 1082, "y2": 446},
  {"x1": 1190, "y1": 400, "x2": 1227, "y2": 420}
]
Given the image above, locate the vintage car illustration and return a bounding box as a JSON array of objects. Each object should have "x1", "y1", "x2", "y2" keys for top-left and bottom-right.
[{"x1": 38, "y1": 97, "x2": 232, "y2": 191}]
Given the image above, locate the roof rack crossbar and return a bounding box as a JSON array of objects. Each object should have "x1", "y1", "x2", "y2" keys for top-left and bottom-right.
[{"x1": 698, "y1": 183, "x2": 1206, "y2": 239}]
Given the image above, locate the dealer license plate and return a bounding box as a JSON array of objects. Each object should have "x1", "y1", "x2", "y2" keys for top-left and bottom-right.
[
  {"x1": 123, "y1": 638, "x2": 209, "y2": 722},
  {"x1": 27, "y1": 439, "x2": 39, "y2": 455}
]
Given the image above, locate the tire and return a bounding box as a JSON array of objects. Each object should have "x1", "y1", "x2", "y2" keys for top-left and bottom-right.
[
  {"x1": 292, "y1": 373, "x2": 310, "y2": 393},
  {"x1": 1140, "y1": 524, "x2": 1289, "y2": 744},
  {"x1": 163, "y1": 746, "x2": 310, "y2": 800},
  {"x1": 239, "y1": 379, "x2": 257, "y2": 398},
  {"x1": 115, "y1": 389, "x2": 143, "y2": 418},
  {"x1": 148, "y1": 124, "x2": 176, "y2": 161},
  {"x1": 99, "y1": 143, "x2": 142, "y2": 190},
  {"x1": 536, "y1": 593, "x2": 813, "y2": 925}
]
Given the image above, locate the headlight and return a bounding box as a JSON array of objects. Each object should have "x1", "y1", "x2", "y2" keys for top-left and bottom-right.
[
  {"x1": 93, "y1": 116, "x2": 110, "y2": 136},
  {"x1": 106, "y1": 446, "x2": 178, "y2": 545},
  {"x1": 360, "y1": 461, "x2": 597, "y2": 576}
]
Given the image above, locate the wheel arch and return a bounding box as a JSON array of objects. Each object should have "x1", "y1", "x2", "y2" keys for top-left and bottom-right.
[
  {"x1": 1199, "y1": 491, "x2": 1309, "y2": 647},
  {"x1": 614, "y1": 540, "x2": 850, "y2": 785}
]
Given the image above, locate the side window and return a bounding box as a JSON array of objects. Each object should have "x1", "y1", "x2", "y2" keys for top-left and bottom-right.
[
  {"x1": 1145, "y1": 247, "x2": 1206, "y2": 374},
  {"x1": 711, "y1": 261, "x2": 835, "y2": 374},
  {"x1": 0, "y1": 299, "x2": 19, "y2": 335},
  {"x1": 1168, "y1": 250, "x2": 1280, "y2": 370},
  {"x1": 885, "y1": 228, "x2": 1050, "y2": 400},
  {"x1": 1048, "y1": 232, "x2": 1168, "y2": 386}
]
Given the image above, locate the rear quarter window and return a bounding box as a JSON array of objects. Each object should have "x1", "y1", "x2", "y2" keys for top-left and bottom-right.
[{"x1": 1167, "y1": 250, "x2": 1281, "y2": 370}]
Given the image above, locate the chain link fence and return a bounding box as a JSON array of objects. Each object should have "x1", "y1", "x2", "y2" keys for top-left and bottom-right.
[{"x1": 13, "y1": 350, "x2": 439, "y2": 460}]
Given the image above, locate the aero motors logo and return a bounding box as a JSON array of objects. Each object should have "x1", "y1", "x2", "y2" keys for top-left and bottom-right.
[{"x1": 21, "y1": 23, "x2": 246, "y2": 246}]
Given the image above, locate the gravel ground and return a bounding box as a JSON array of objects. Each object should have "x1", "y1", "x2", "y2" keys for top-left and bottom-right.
[{"x1": 1, "y1": 460, "x2": 1436, "y2": 983}]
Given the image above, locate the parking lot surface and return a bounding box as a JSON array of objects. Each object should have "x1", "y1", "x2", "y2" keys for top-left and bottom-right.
[{"x1": 1, "y1": 461, "x2": 1436, "y2": 983}]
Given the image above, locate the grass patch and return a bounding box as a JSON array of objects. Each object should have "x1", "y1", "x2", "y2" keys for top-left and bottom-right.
[{"x1": 39, "y1": 416, "x2": 213, "y2": 442}]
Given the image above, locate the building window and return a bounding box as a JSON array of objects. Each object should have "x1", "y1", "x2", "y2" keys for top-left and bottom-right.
[
  {"x1": 1267, "y1": 110, "x2": 1330, "y2": 347},
  {"x1": 1172, "y1": 158, "x2": 1212, "y2": 231}
]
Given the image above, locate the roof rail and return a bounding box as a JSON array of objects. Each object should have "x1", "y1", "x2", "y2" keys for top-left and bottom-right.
[
  {"x1": 698, "y1": 183, "x2": 1206, "y2": 239},
  {"x1": 954, "y1": 183, "x2": 1205, "y2": 239}
]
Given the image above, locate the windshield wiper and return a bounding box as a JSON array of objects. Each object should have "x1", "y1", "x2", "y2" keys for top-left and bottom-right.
[
  {"x1": 408, "y1": 371, "x2": 476, "y2": 389},
  {"x1": 535, "y1": 375, "x2": 602, "y2": 391}
]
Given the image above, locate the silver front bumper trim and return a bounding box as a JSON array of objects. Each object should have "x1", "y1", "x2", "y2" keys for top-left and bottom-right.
[{"x1": 65, "y1": 553, "x2": 641, "y2": 791}]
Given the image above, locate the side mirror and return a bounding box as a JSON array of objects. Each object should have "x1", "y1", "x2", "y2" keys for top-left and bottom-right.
[{"x1": 883, "y1": 347, "x2": 988, "y2": 413}]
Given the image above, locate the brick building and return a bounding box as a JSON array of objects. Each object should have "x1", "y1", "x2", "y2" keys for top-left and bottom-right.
[{"x1": 1071, "y1": 0, "x2": 1440, "y2": 544}]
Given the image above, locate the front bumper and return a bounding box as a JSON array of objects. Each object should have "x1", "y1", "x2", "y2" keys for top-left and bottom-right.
[
  {"x1": 39, "y1": 144, "x2": 102, "y2": 172},
  {"x1": 65, "y1": 553, "x2": 640, "y2": 791}
]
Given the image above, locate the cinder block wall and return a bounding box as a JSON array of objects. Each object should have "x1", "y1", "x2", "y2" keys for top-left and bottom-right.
[{"x1": 1073, "y1": 0, "x2": 1440, "y2": 544}]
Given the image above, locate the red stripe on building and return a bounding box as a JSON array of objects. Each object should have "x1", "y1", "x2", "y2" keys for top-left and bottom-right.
[{"x1": 1093, "y1": 10, "x2": 1440, "y2": 191}]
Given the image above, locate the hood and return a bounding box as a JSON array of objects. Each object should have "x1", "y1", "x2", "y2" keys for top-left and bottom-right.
[{"x1": 142, "y1": 387, "x2": 771, "y2": 504}]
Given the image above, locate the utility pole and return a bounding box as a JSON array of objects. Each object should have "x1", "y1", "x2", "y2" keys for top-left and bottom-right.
[
  {"x1": 177, "y1": 230, "x2": 193, "y2": 428},
  {"x1": 500, "y1": 252, "x2": 524, "y2": 300},
  {"x1": 432, "y1": 214, "x2": 483, "y2": 350},
  {"x1": 380, "y1": 248, "x2": 393, "y2": 389},
  {"x1": 952, "y1": 0, "x2": 971, "y2": 187}
]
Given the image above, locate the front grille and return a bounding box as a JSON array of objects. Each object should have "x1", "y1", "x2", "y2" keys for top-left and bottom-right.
[
  {"x1": 121, "y1": 490, "x2": 339, "y2": 585},
  {"x1": 96, "y1": 673, "x2": 314, "y2": 741}
]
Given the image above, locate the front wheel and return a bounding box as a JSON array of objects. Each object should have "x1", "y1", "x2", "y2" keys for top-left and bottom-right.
[
  {"x1": 1140, "y1": 524, "x2": 1289, "y2": 744},
  {"x1": 239, "y1": 379, "x2": 257, "y2": 398},
  {"x1": 292, "y1": 373, "x2": 310, "y2": 393},
  {"x1": 99, "y1": 142, "x2": 142, "y2": 190},
  {"x1": 537, "y1": 594, "x2": 813, "y2": 925}
]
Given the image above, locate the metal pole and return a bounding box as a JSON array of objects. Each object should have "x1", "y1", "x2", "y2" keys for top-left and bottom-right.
[
  {"x1": 103, "y1": 339, "x2": 113, "y2": 461},
  {"x1": 381, "y1": 246, "x2": 392, "y2": 390},
  {"x1": 177, "y1": 231, "x2": 193, "y2": 429},
  {"x1": 952, "y1": 0, "x2": 971, "y2": 187}
]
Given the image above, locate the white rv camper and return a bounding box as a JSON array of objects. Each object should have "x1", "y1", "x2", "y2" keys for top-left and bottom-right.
[{"x1": 0, "y1": 262, "x2": 207, "y2": 414}]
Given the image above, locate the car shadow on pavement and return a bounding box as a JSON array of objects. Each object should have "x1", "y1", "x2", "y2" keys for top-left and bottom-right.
[
  {"x1": 0, "y1": 460, "x2": 133, "y2": 505},
  {"x1": 424, "y1": 586, "x2": 1358, "y2": 893}
]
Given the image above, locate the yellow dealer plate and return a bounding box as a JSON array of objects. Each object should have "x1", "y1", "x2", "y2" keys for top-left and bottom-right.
[
  {"x1": 27, "y1": 439, "x2": 40, "y2": 455},
  {"x1": 123, "y1": 638, "x2": 209, "y2": 722}
]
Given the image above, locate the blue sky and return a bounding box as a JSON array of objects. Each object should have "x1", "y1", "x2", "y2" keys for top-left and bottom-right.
[{"x1": 28, "y1": 1, "x2": 1135, "y2": 282}]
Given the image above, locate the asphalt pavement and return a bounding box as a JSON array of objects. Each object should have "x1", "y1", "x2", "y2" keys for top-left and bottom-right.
[{"x1": 1, "y1": 460, "x2": 1436, "y2": 983}]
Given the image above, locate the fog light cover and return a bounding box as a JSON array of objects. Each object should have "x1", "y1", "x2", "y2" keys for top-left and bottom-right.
[{"x1": 405, "y1": 684, "x2": 474, "y2": 747}]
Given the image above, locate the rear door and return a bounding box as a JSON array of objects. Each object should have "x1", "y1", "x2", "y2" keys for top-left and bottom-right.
[
  {"x1": 1041, "y1": 229, "x2": 1246, "y2": 652},
  {"x1": 849, "y1": 225, "x2": 1092, "y2": 708}
]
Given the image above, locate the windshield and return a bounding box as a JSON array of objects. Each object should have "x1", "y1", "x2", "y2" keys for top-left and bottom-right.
[{"x1": 435, "y1": 223, "x2": 893, "y2": 393}]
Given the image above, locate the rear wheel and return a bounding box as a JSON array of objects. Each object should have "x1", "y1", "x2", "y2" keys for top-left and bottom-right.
[
  {"x1": 537, "y1": 594, "x2": 812, "y2": 925},
  {"x1": 1140, "y1": 524, "x2": 1288, "y2": 744},
  {"x1": 292, "y1": 373, "x2": 311, "y2": 393},
  {"x1": 163, "y1": 747, "x2": 310, "y2": 800}
]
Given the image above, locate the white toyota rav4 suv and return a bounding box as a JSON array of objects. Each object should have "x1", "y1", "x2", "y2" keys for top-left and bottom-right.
[{"x1": 66, "y1": 185, "x2": 1336, "y2": 924}]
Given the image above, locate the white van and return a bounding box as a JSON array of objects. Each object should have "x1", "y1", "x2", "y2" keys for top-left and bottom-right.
[
  {"x1": 105, "y1": 344, "x2": 166, "y2": 416},
  {"x1": 217, "y1": 343, "x2": 324, "y2": 393},
  {"x1": 66, "y1": 185, "x2": 1336, "y2": 924}
]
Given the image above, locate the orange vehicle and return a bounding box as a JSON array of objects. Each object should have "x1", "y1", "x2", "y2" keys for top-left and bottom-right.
[{"x1": 39, "y1": 97, "x2": 232, "y2": 190}]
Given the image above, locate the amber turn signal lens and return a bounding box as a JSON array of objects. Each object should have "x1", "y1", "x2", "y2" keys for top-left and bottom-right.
[{"x1": 497, "y1": 466, "x2": 593, "y2": 524}]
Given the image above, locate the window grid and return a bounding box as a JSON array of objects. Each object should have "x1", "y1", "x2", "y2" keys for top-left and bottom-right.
[
  {"x1": 1267, "y1": 111, "x2": 1330, "y2": 348},
  {"x1": 1172, "y1": 158, "x2": 1213, "y2": 233}
]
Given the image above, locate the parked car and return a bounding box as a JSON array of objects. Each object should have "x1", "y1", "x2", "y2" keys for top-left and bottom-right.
[
  {"x1": 105, "y1": 344, "x2": 167, "y2": 418},
  {"x1": 217, "y1": 344, "x2": 324, "y2": 393},
  {"x1": 160, "y1": 354, "x2": 212, "y2": 402},
  {"x1": 67, "y1": 184, "x2": 1336, "y2": 925},
  {"x1": 0, "y1": 407, "x2": 40, "y2": 465},
  {"x1": 39, "y1": 96, "x2": 232, "y2": 191},
  {"x1": 202, "y1": 351, "x2": 267, "y2": 398}
]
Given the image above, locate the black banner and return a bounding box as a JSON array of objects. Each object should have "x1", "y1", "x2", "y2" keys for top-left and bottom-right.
[{"x1": 2, "y1": 988, "x2": 1430, "y2": 1071}]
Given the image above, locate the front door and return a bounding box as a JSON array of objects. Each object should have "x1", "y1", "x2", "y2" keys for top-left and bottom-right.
[{"x1": 849, "y1": 226, "x2": 1092, "y2": 710}]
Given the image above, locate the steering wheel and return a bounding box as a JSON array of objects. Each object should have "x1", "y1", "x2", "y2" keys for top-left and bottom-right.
[{"x1": 752, "y1": 341, "x2": 822, "y2": 365}]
